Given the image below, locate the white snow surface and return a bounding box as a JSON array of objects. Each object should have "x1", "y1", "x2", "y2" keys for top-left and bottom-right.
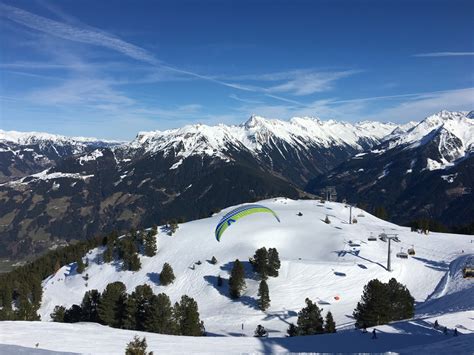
[
  {"x1": 78, "y1": 150, "x2": 104, "y2": 165},
  {"x1": 1, "y1": 168, "x2": 94, "y2": 186},
  {"x1": 37, "y1": 199, "x2": 473, "y2": 332},
  {"x1": 1, "y1": 314, "x2": 473, "y2": 354},
  {"x1": 1, "y1": 198, "x2": 473, "y2": 353}
]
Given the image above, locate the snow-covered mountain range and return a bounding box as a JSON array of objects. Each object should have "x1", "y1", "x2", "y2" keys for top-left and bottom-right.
[
  {"x1": 308, "y1": 110, "x2": 474, "y2": 225},
  {"x1": 0, "y1": 110, "x2": 472, "y2": 260},
  {"x1": 0, "y1": 130, "x2": 121, "y2": 183}
]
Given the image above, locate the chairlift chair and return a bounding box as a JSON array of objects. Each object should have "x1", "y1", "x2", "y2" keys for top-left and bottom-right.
[
  {"x1": 368, "y1": 232, "x2": 377, "y2": 241},
  {"x1": 463, "y1": 265, "x2": 474, "y2": 278},
  {"x1": 396, "y1": 247, "x2": 408, "y2": 259}
]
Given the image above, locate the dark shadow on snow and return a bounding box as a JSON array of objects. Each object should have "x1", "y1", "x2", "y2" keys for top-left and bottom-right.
[
  {"x1": 147, "y1": 272, "x2": 160, "y2": 285},
  {"x1": 204, "y1": 275, "x2": 259, "y2": 310}
]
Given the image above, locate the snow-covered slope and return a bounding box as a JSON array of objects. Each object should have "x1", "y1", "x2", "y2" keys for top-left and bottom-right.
[
  {"x1": 1, "y1": 313, "x2": 473, "y2": 354},
  {"x1": 36, "y1": 198, "x2": 472, "y2": 337},
  {"x1": 0, "y1": 198, "x2": 472, "y2": 354}
]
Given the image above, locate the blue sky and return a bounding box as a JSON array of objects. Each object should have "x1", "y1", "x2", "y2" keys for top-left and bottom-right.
[{"x1": 0, "y1": 0, "x2": 473, "y2": 140}]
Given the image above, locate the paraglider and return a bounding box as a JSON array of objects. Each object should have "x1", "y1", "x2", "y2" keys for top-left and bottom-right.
[{"x1": 215, "y1": 204, "x2": 280, "y2": 242}]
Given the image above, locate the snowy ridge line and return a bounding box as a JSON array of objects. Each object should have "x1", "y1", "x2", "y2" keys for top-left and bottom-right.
[{"x1": 0, "y1": 129, "x2": 122, "y2": 145}]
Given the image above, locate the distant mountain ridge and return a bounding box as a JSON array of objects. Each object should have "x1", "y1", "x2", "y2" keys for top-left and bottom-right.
[
  {"x1": 0, "y1": 129, "x2": 121, "y2": 183},
  {"x1": 308, "y1": 110, "x2": 474, "y2": 226},
  {"x1": 1, "y1": 111, "x2": 471, "y2": 260}
]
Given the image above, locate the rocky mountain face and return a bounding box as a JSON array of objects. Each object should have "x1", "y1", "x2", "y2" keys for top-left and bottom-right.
[{"x1": 307, "y1": 110, "x2": 474, "y2": 226}]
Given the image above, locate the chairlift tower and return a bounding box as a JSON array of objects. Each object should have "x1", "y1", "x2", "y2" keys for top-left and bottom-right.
[{"x1": 386, "y1": 234, "x2": 399, "y2": 271}]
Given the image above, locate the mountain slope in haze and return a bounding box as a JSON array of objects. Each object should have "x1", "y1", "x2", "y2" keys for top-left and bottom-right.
[
  {"x1": 0, "y1": 130, "x2": 121, "y2": 183},
  {"x1": 0, "y1": 115, "x2": 403, "y2": 259},
  {"x1": 307, "y1": 110, "x2": 474, "y2": 226},
  {"x1": 12, "y1": 198, "x2": 472, "y2": 353}
]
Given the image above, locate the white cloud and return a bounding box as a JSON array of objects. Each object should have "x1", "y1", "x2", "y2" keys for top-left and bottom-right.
[
  {"x1": 26, "y1": 78, "x2": 135, "y2": 107},
  {"x1": 266, "y1": 70, "x2": 360, "y2": 96},
  {"x1": 233, "y1": 87, "x2": 474, "y2": 123},
  {"x1": 364, "y1": 87, "x2": 474, "y2": 122},
  {"x1": 0, "y1": 3, "x2": 357, "y2": 105},
  {"x1": 414, "y1": 52, "x2": 474, "y2": 57}
]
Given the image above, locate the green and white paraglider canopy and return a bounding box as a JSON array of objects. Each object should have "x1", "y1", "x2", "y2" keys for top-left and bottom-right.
[{"x1": 214, "y1": 204, "x2": 280, "y2": 242}]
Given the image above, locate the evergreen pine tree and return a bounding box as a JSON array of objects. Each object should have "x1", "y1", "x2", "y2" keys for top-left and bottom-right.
[
  {"x1": 103, "y1": 243, "x2": 113, "y2": 263},
  {"x1": 324, "y1": 215, "x2": 330, "y2": 224},
  {"x1": 353, "y1": 279, "x2": 389, "y2": 328},
  {"x1": 50, "y1": 305, "x2": 66, "y2": 322},
  {"x1": 267, "y1": 248, "x2": 281, "y2": 277},
  {"x1": 296, "y1": 298, "x2": 324, "y2": 335},
  {"x1": 287, "y1": 323, "x2": 298, "y2": 337},
  {"x1": 258, "y1": 280, "x2": 270, "y2": 311},
  {"x1": 125, "y1": 336, "x2": 152, "y2": 355},
  {"x1": 76, "y1": 258, "x2": 85, "y2": 274},
  {"x1": 144, "y1": 293, "x2": 175, "y2": 334},
  {"x1": 252, "y1": 247, "x2": 269, "y2": 279},
  {"x1": 374, "y1": 206, "x2": 389, "y2": 220},
  {"x1": 144, "y1": 231, "x2": 157, "y2": 257},
  {"x1": 324, "y1": 311, "x2": 336, "y2": 333},
  {"x1": 210, "y1": 256, "x2": 218, "y2": 265},
  {"x1": 54, "y1": 260, "x2": 61, "y2": 273},
  {"x1": 98, "y1": 281, "x2": 127, "y2": 327},
  {"x1": 128, "y1": 253, "x2": 142, "y2": 272},
  {"x1": 229, "y1": 259, "x2": 246, "y2": 299},
  {"x1": 131, "y1": 285, "x2": 154, "y2": 331},
  {"x1": 80, "y1": 289, "x2": 101, "y2": 322},
  {"x1": 122, "y1": 294, "x2": 138, "y2": 330},
  {"x1": 387, "y1": 278, "x2": 415, "y2": 321},
  {"x1": 353, "y1": 278, "x2": 413, "y2": 328},
  {"x1": 173, "y1": 295, "x2": 205, "y2": 336},
  {"x1": 64, "y1": 304, "x2": 82, "y2": 323},
  {"x1": 160, "y1": 263, "x2": 176, "y2": 286}
]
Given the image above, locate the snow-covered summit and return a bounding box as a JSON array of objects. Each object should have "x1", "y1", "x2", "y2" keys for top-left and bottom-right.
[
  {"x1": 383, "y1": 110, "x2": 474, "y2": 170},
  {"x1": 0, "y1": 129, "x2": 119, "y2": 146},
  {"x1": 127, "y1": 115, "x2": 403, "y2": 160}
]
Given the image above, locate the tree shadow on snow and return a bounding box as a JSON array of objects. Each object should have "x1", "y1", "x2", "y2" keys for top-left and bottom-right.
[
  {"x1": 147, "y1": 272, "x2": 160, "y2": 285},
  {"x1": 220, "y1": 260, "x2": 259, "y2": 280},
  {"x1": 262, "y1": 310, "x2": 298, "y2": 326},
  {"x1": 203, "y1": 275, "x2": 259, "y2": 310},
  {"x1": 412, "y1": 257, "x2": 449, "y2": 272}
]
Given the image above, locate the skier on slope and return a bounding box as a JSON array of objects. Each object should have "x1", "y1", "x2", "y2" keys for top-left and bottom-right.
[{"x1": 372, "y1": 329, "x2": 377, "y2": 339}]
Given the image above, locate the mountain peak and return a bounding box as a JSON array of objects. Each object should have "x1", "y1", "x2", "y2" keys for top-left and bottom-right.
[{"x1": 242, "y1": 115, "x2": 271, "y2": 129}]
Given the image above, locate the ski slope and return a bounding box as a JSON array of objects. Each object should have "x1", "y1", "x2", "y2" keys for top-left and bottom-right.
[
  {"x1": 36, "y1": 198, "x2": 472, "y2": 335},
  {"x1": 0, "y1": 312, "x2": 472, "y2": 354}
]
